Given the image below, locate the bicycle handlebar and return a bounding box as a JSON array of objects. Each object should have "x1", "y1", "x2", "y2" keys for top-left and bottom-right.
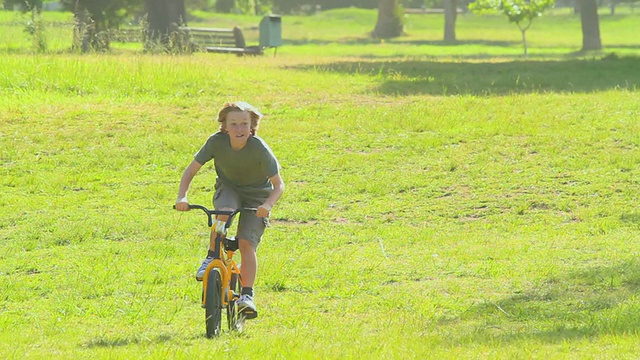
[{"x1": 173, "y1": 204, "x2": 257, "y2": 228}]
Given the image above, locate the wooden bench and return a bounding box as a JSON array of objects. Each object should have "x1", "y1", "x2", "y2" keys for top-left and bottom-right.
[
  {"x1": 111, "y1": 25, "x2": 268, "y2": 55},
  {"x1": 177, "y1": 26, "x2": 263, "y2": 55}
]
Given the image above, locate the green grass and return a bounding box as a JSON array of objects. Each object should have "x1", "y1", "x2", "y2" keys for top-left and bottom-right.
[{"x1": 1, "y1": 7, "x2": 640, "y2": 359}]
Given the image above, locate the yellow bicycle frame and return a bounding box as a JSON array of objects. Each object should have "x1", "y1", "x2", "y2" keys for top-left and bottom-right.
[{"x1": 201, "y1": 234, "x2": 242, "y2": 308}]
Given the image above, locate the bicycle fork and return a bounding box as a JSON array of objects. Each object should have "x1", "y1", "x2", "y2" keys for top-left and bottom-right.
[{"x1": 201, "y1": 253, "x2": 242, "y2": 308}]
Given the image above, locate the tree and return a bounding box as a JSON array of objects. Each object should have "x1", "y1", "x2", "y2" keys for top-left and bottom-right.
[
  {"x1": 4, "y1": 0, "x2": 42, "y2": 11},
  {"x1": 372, "y1": 0, "x2": 404, "y2": 39},
  {"x1": 7, "y1": 0, "x2": 46, "y2": 52},
  {"x1": 215, "y1": 0, "x2": 234, "y2": 12},
  {"x1": 60, "y1": 0, "x2": 140, "y2": 52},
  {"x1": 443, "y1": 0, "x2": 457, "y2": 43},
  {"x1": 217, "y1": 0, "x2": 261, "y2": 15},
  {"x1": 578, "y1": 0, "x2": 602, "y2": 51},
  {"x1": 144, "y1": 0, "x2": 187, "y2": 50},
  {"x1": 469, "y1": 0, "x2": 555, "y2": 56},
  {"x1": 59, "y1": 0, "x2": 188, "y2": 53}
]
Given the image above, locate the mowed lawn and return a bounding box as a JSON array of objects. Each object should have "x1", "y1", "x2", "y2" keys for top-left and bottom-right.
[{"x1": 1, "y1": 7, "x2": 640, "y2": 359}]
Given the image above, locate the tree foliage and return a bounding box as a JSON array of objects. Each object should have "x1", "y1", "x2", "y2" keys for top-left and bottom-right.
[
  {"x1": 269, "y1": 0, "x2": 376, "y2": 14},
  {"x1": 58, "y1": 0, "x2": 141, "y2": 51},
  {"x1": 4, "y1": 0, "x2": 43, "y2": 11},
  {"x1": 6, "y1": 0, "x2": 47, "y2": 52},
  {"x1": 469, "y1": 0, "x2": 555, "y2": 56},
  {"x1": 60, "y1": 0, "x2": 140, "y2": 29}
]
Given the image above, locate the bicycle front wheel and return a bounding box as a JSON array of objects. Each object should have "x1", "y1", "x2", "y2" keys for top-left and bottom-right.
[{"x1": 204, "y1": 269, "x2": 223, "y2": 338}]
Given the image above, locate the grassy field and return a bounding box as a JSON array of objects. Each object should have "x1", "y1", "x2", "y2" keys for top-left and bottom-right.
[{"x1": 1, "y1": 7, "x2": 640, "y2": 359}]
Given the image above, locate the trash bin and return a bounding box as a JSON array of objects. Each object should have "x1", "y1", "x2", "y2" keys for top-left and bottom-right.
[{"x1": 259, "y1": 15, "x2": 282, "y2": 48}]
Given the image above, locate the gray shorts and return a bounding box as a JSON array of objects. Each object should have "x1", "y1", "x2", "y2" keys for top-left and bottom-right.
[{"x1": 213, "y1": 183, "x2": 269, "y2": 248}]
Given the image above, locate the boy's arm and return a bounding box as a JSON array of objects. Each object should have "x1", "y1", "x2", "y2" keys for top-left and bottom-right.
[
  {"x1": 257, "y1": 174, "x2": 285, "y2": 218},
  {"x1": 175, "y1": 160, "x2": 203, "y2": 211}
]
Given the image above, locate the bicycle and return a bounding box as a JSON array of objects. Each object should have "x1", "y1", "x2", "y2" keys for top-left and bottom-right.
[{"x1": 175, "y1": 204, "x2": 256, "y2": 338}]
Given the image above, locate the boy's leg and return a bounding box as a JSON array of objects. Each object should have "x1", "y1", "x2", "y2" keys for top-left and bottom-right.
[
  {"x1": 238, "y1": 239, "x2": 257, "y2": 287},
  {"x1": 236, "y1": 211, "x2": 265, "y2": 289},
  {"x1": 210, "y1": 182, "x2": 240, "y2": 252},
  {"x1": 236, "y1": 211, "x2": 265, "y2": 318},
  {"x1": 209, "y1": 211, "x2": 231, "y2": 251},
  {"x1": 236, "y1": 238, "x2": 258, "y2": 318}
]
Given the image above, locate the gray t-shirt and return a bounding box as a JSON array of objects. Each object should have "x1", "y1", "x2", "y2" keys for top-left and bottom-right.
[{"x1": 194, "y1": 132, "x2": 279, "y2": 198}]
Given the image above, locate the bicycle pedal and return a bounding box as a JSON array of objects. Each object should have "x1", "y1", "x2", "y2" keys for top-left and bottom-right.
[{"x1": 240, "y1": 309, "x2": 258, "y2": 320}]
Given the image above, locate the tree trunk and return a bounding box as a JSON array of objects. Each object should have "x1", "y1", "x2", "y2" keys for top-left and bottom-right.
[
  {"x1": 372, "y1": 0, "x2": 403, "y2": 39},
  {"x1": 72, "y1": 0, "x2": 86, "y2": 51},
  {"x1": 73, "y1": 0, "x2": 102, "y2": 52},
  {"x1": 610, "y1": 1, "x2": 616, "y2": 15},
  {"x1": 579, "y1": 0, "x2": 602, "y2": 51},
  {"x1": 215, "y1": 0, "x2": 234, "y2": 13},
  {"x1": 145, "y1": 0, "x2": 187, "y2": 50},
  {"x1": 443, "y1": 0, "x2": 457, "y2": 43}
]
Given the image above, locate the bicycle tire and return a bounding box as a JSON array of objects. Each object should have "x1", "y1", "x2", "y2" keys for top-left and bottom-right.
[
  {"x1": 205, "y1": 269, "x2": 223, "y2": 338},
  {"x1": 227, "y1": 272, "x2": 244, "y2": 332}
]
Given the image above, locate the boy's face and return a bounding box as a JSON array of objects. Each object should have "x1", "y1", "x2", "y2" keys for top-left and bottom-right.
[{"x1": 226, "y1": 110, "x2": 252, "y2": 142}]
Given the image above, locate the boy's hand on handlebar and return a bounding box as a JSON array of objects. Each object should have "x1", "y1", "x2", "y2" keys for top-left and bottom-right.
[
  {"x1": 256, "y1": 204, "x2": 271, "y2": 218},
  {"x1": 175, "y1": 198, "x2": 190, "y2": 211}
]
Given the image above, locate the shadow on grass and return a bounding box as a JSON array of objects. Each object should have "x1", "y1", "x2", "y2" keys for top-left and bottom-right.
[
  {"x1": 82, "y1": 331, "x2": 246, "y2": 348},
  {"x1": 455, "y1": 260, "x2": 640, "y2": 344},
  {"x1": 83, "y1": 334, "x2": 177, "y2": 348},
  {"x1": 285, "y1": 38, "x2": 517, "y2": 47},
  {"x1": 605, "y1": 44, "x2": 640, "y2": 50},
  {"x1": 621, "y1": 213, "x2": 640, "y2": 227},
  {"x1": 289, "y1": 55, "x2": 640, "y2": 96}
]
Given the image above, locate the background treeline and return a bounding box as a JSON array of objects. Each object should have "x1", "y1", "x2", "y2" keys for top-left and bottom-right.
[
  {"x1": 182, "y1": 0, "x2": 434, "y2": 14},
  {"x1": 5, "y1": 0, "x2": 638, "y2": 15},
  {"x1": 3, "y1": 0, "x2": 452, "y2": 14}
]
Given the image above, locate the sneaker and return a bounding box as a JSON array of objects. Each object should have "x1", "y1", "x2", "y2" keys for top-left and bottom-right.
[
  {"x1": 196, "y1": 257, "x2": 213, "y2": 281},
  {"x1": 237, "y1": 294, "x2": 258, "y2": 319}
]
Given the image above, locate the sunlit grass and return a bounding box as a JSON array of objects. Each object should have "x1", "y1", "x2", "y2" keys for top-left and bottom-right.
[{"x1": 1, "y1": 6, "x2": 640, "y2": 360}]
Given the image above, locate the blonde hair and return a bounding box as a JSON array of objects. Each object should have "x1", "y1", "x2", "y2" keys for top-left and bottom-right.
[{"x1": 217, "y1": 101, "x2": 263, "y2": 135}]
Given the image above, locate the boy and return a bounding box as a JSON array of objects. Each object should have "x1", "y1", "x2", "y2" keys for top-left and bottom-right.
[{"x1": 175, "y1": 101, "x2": 284, "y2": 318}]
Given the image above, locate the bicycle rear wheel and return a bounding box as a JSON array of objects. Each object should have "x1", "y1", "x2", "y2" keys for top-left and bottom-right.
[
  {"x1": 227, "y1": 272, "x2": 245, "y2": 332},
  {"x1": 204, "y1": 269, "x2": 222, "y2": 338}
]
